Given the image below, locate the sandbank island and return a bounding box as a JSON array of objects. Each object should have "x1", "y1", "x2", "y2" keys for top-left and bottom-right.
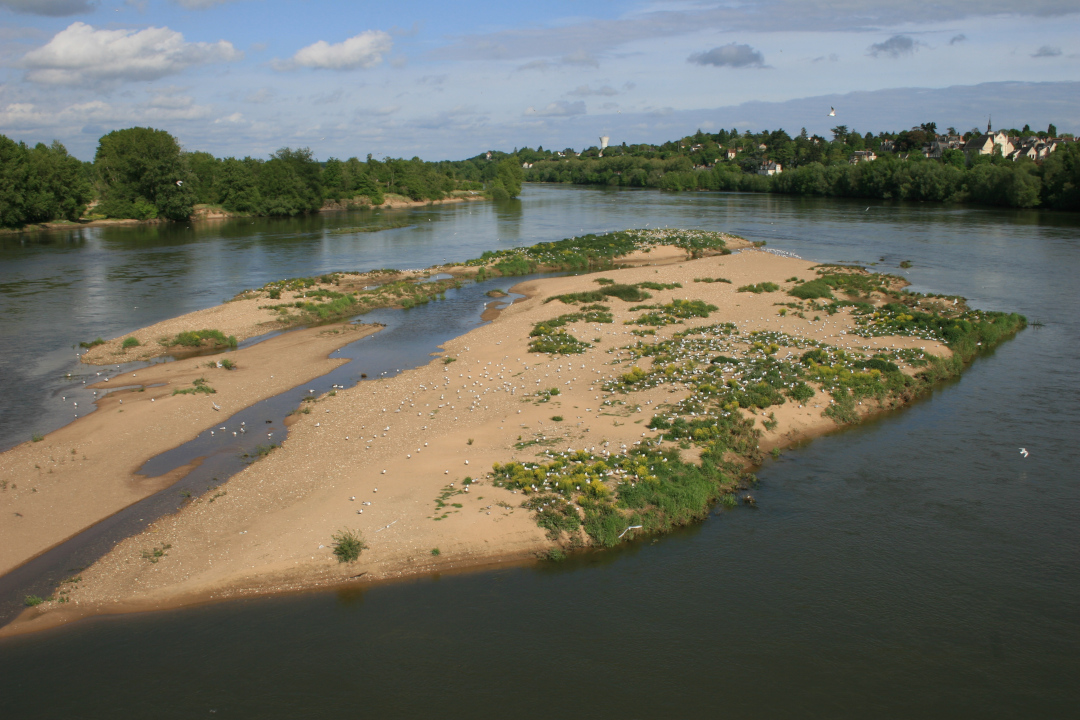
[{"x1": 0, "y1": 229, "x2": 1025, "y2": 636}]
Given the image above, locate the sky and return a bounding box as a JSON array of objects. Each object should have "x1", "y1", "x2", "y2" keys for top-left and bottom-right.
[{"x1": 1, "y1": 0, "x2": 1078, "y2": 161}]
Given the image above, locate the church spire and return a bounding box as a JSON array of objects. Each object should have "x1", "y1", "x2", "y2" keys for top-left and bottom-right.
[{"x1": 987, "y1": 115, "x2": 992, "y2": 134}]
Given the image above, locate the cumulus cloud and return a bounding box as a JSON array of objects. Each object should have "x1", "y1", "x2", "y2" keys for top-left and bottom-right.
[
  {"x1": 868, "y1": 35, "x2": 916, "y2": 58},
  {"x1": 22, "y1": 22, "x2": 241, "y2": 85},
  {"x1": 524, "y1": 100, "x2": 586, "y2": 117},
  {"x1": 949, "y1": 34, "x2": 967, "y2": 45},
  {"x1": 1032, "y1": 45, "x2": 1062, "y2": 57},
  {"x1": 567, "y1": 85, "x2": 618, "y2": 97},
  {"x1": 688, "y1": 43, "x2": 766, "y2": 68},
  {"x1": 0, "y1": 0, "x2": 95, "y2": 16},
  {"x1": 286, "y1": 30, "x2": 392, "y2": 70}
]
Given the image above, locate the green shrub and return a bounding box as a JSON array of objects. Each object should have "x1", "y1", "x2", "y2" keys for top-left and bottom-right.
[
  {"x1": 737, "y1": 282, "x2": 780, "y2": 294},
  {"x1": 331, "y1": 529, "x2": 367, "y2": 563},
  {"x1": 122, "y1": 337, "x2": 140, "y2": 349},
  {"x1": 79, "y1": 338, "x2": 105, "y2": 349}
]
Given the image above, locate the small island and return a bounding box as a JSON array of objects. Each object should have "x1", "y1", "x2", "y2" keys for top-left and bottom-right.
[{"x1": 0, "y1": 229, "x2": 1024, "y2": 636}]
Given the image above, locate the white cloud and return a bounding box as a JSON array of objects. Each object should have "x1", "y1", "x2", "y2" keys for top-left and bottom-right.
[
  {"x1": 688, "y1": 43, "x2": 766, "y2": 68},
  {"x1": 0, "y1": 0, "x2": 95, "y2": 16},
  {"x1": 868, "y1": 35, "x2": 917, "y2": 58},
  {"x1": 21, "y1": 22, "x2": 241, "y2": 85},
  {"x1": 524, "y1": 100, "x2": 586, "y2": 117},
  {"x1": 286, "y1": 30, "x2": 392, "y2": 71}
]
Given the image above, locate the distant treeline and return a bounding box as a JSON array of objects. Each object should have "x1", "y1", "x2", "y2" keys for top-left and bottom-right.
[
  {"x1": 520, "y1": 126, "x2": 1080, "y2": 211},
  {"x1": 0, "y1": 127, "x2": 524, "y2": 229},
  {"x1": 525, "y1": 152, "x2": 1079, "y2": 210}
]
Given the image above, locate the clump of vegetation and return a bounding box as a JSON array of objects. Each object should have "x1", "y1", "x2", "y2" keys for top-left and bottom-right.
[
  {"x1": 548, "y1": 283, "x2": 651, "y2": 304},
  {"x1": 331, "y1": 529, "x2": 367, "y2": 563},
  {"x1": 430, "y1": 548, "x2": 441, "y2": 556},
  {"x1": 141, "y1": 543, "x2": 172, "y2": 563},
  {"x1": 121, "y1": 337, "x2": 140, "y2": 349},
  {"x1": 737, "y1": 282, "x2": 780, "y2": 294},
  {"x1": 551, "y1": 415, "x2": 564, "y2": 422},
  {"x1": 166, "y1": 329, "x2": 238, "y2": 349},
  {"x1": 80, "y1": 338, "x2": 106, "y2": 349},
  {"x1": 24, "y1": 595, "x2": 46, "y2": 607},
  {"x1": 31, "y1": 434, "x2": 44, "y2": 443},
  {"x1": 443, "y1": 356, "x2": 457, "y2": 364},
  {"x1": 173, "y1": 377, "x2": 215, "y2": 395},
  {"x1": 628, "y1": 299, "x2": 718, "y2": 326},
  {"x1": 636, "y1": 281, "x2": 682, "y2": 290},
  {"x1": 693, "y1": 277, "x2": 732, "y2": 284}
]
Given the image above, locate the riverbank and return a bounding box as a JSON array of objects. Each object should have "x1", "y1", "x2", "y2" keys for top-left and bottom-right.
[{"x1": 0, "y1": 230, "x2": 1026, "y2": 637}]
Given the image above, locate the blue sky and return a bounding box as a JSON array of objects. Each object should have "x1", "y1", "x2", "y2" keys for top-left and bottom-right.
[{"x1": 1, "y1": 0, "x2": 1077, "y2": 160}]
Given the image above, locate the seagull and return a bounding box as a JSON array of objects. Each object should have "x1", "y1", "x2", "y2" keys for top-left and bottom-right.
[
  {"x1": 1020, "y1": 448, "x2": 1029, "y2": 458},
  {"x1": 175, "y1": 180, "x2": 183, "y2": 187},
  {"x1": 828, "y1": 107, "x2": 836, "y2": 116}
]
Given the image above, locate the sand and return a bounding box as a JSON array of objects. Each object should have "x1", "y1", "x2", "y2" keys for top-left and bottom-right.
[
  {"x1": 0, "y1": 322, "x2": 380, "y2": 578},
  {"x1": 1, "y1": 249, "x2": 953, "y2": 636}
]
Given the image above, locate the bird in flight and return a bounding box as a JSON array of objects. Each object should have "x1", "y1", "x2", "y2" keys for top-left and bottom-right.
[
  {"x1": 828, "y1": 107, "x2": 836, "y2": 116},
  {"x1": 176, "y1": 180, "x2": 183, "y2": 186},
  {"x1": 1020, "y1": 448, "x2": 1029, "y2": 458}
]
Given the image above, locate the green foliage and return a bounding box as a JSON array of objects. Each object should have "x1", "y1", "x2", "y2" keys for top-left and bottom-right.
[
  {"x1": 167, "y1": 329, "x2": 237, "y2": 349},
  {"x1": 693, "y1": 277, "x2": 732, "y2": 284},
  {"x1": 0, "y1": 136, "x2": 93, "y2": 228},
  {"x1": 331, "y1": 529, "x2": 367, "y2": 563},
  {"x1": 173, "y1": 377, "x2": 216, "y2": 395},
  {"x1": 94, "y1": 127, "x2": 195, "y2": 221},
  {"x1": 737, "y1": 282, "x2": 780, "y2": 294},
  {"x1": 31, "y1": 434, "x2": 44, "y2": 443},
  {"x1": 24, "y1": 595, "x2": 45, "y2": 607},
  {"x1": 789, "y1": 278, "x2": 833, "y2": 299},
  {"x1": 79, "y1": 338, "x2": 106, "y2": 349},
  {"x1": 121, "y1": 337, "x2": 140, "y2": 349},
  {"x1": 629, "y1": 299, "x2": 718, "y2": 326}
]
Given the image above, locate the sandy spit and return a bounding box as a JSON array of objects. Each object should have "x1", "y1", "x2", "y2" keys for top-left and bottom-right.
[
  {"x1": 0, "y1": 322, "x2": 380, "y2": 579},
  {"x1": 1, "y1": 249, "x2": 949, "y2": 637}
]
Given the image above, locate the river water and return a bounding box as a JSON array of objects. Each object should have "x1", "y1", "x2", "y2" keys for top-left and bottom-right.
[{"x1": 0, "y1": 186, "x2": 1077, "y2": 717}]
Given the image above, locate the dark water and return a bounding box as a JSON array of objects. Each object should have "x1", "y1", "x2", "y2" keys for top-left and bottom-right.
[{"x1": 1, "y1": 187, "x2": 1078, "y2": 717}]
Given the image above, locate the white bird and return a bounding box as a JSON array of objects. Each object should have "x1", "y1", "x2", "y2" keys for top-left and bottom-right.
[
  {"x1": 176, "y1": 180, "x2": 183, "y2": 187},
  {"x1": 828, "y1": 107, "x2": 836, "y2": 117},
  {"x1": 1020, "y1": 448, "x2": 1029, "y2": 458}
]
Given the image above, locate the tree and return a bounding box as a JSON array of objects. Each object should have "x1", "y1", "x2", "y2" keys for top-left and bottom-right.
[
  {"x1": 831, "y1": 125, "x2": 849, "y2": 142},
  {"x1": 495, "y1": 157, "x2": 524, "y2": 198},
  {"x1": 215, "y1": 157, "x2": 261, "y2": 213},
  {"x1": 1048, "y1": 123, "x2": 1058, "y2": 138},
  {"x1": 94, "y1": 127, "x2": 194, "y2": 220}
]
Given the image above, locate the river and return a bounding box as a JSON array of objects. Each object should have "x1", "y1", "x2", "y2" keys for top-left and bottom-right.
[{"x1": 0, "y1": 186, "x2": 1077, "y2": 717}]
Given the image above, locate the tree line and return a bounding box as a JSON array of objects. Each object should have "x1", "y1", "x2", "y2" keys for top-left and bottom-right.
[
  {"x1": 519, "y1": 125, "x2": 1079, "y2": 211},
  {"x1": 0, "y1": 127, "x2": 524, "y2": 229}
]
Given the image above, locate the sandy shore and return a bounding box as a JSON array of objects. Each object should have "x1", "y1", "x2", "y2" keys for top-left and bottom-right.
[
  {"x1": 1, "y1": 245, "x2": 968, "y2": 637},
  {"x1": 0, "y1": 322, "x2": 380, "y2": 579}
]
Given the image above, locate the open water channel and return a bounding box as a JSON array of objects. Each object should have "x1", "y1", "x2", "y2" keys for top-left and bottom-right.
[{"x1": 0, "y1": 185, "x2": 1077, "y2": 717}]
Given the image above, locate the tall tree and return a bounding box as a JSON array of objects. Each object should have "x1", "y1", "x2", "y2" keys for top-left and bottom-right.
[{"x1": 94, "y1": 127, "x2": 194, "y2": 220}]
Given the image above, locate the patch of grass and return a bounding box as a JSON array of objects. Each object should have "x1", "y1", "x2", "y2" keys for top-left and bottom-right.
[
  {"x1": 167, "y1": 329, "x2": 238, "y2": 349},
  {"x1": 430, "y1": 548, "x2": 440, "y2": 556},
  {"x1": 693, "y1": 277, "x2": 732, "y2": 284},
  {"x1": 141, "y1": 543, "x2": 172, "y2": 563},
  {"x1": 121, "y1": 337, "x2": 140, "y2": 349},
  {"x1": 545, "y1": 548, "x2": 567, "y2": 561},
  {"x1": 31, "y1": 434, "x2": 44, "y2": 443},
  {"x1": 636, "y1": 281, "x2": 682, "y2": 290},
  {"x1": 79, "y1": 338, "x2": 105, "y2": 349},
  {"x1": 629, "y1": 299, "x2": 718, "y2": 326},
  {"x1": 551, "y1": 415, "x2": 563, "y2": 422},
  {"x1": 331, "y1": 529, "x2": 367, "y2": 563},
  {"x1": 24, "y1": 595, "x2": 46, "y2": 607},
  {"x1": 173, "y1": 377, "x2": 216, "y2": 395},
  {"x1": 737, "y1": 282, "x2": 780, "y2": 294}
]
